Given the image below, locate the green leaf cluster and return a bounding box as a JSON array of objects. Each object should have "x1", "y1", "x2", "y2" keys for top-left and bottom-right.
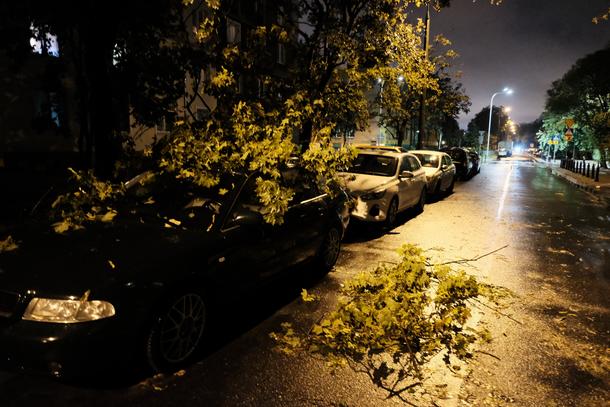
[
  {"x1": 49, "y1": 168, "x2": 124, "y2": 233},
  {"x1": 271, "y1": 244, "x2": 494, "y2": 398}
]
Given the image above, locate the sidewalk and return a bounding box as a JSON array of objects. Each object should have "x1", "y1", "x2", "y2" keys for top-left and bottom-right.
[{"x1": 532, "y1": 156, "x2": 610, "y2": 206}]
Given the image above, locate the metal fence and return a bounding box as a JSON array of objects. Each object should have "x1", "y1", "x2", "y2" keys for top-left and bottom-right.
[{"x1": 560, "y1": 159, "x2": 601, "y2": 182}]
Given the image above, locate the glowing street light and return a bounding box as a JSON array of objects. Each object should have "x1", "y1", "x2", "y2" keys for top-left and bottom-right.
[{"x1": 485, "y1": 87, "x2": 513, "y2": 163}]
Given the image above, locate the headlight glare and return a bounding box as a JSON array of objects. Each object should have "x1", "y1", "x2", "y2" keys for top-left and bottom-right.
[{"x1": 22, "y1": 297, "x2": 116, "y2": 323}]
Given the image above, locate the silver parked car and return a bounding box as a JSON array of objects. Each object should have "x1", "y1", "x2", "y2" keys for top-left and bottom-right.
[
  {"x1": 338, "y1": 146, "x2": 427, "y2": 227},
  {"x1": 410, "y1": 150, "x2": 456, "y2": 195}
]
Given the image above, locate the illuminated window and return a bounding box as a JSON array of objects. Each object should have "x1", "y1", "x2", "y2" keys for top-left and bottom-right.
[{"x1": 29, "y1": 24, "x2": 59, "y2": 57}]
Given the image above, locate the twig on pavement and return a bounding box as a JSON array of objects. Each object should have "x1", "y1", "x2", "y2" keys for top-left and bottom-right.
[{"x1": 429, "y1": 245, "x2": 509, "y2": 267}]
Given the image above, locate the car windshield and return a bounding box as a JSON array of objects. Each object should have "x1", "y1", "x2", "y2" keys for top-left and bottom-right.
[
  {"x1": 413, "y1": 154, "x2": 439, "y2": 168},
  {"x1": 347, "y1": 154, "x2": 398, "y2": 177},
  {"x1": 122, "y1": 172, "x2": 239, "y2": 229}
]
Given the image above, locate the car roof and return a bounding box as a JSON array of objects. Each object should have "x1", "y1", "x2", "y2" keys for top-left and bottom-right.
[
  {"x1": 353, "y1": 144, "x2": 408, "y2": 154},
  {"x1": 409, "y1": 150, "x2": 447, "y2": 156},
  {"x1": 356, "y1": 149, "x2": 410, "y2": 158}
]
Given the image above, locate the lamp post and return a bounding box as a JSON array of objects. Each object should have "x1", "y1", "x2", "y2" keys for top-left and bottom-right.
[
  {"x1": 485, "y1": 87, "x2": 513, "y2": 163},
  {"x1": 377, "y1": 78, "x2": 384, "y2": 145},
  {"x1": 417, "y1": 2, "x2": 431, "y2": 149}
]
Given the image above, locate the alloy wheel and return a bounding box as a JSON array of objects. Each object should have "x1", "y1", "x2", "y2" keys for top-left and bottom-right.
[{"x1": 158, "y1": 293, "x2": 206, "y2": 364}]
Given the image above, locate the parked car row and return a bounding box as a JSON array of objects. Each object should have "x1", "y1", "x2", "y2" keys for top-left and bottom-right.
[{"x1": 0, "y1": 144, "x2": 479, "y2": 379}]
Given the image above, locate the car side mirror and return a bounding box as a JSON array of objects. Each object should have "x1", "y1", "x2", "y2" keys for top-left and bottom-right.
[
  {"x1": 399, "y1": 170, "x2": 414, "y2": 180},
  {"x1": 224, "y1": 208, "x2": 264, "y2": 232}
]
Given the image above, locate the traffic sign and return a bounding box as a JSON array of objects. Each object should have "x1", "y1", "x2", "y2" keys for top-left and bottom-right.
[
  {"x1": 564, "y1": 129, "x2": 573, "y2": 142},
  {"x1": 565, "y1": 118, "x2": 575, "y2": 128}
]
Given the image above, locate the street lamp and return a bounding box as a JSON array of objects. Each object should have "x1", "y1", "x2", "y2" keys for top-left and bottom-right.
[{"x1": 485, "y1": 87, "x2": 513, "y2": 163}]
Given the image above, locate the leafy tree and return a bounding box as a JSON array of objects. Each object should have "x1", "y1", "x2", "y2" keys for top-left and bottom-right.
[
  {"x1": 466, "y1": 105, "x2": 510, "y2": 151},
  {"x1": 25, "y1": 0, "x2": 448, "y2": 230},
  {"x1": 377, "y1": 33, "x2": 470, "y2": 148},
  {"x1": 518, "y1": 118, "x2": 543, "y2": 147},
  {"x1": 545, "y1": 44, "x2": 610, "y2": 165}
]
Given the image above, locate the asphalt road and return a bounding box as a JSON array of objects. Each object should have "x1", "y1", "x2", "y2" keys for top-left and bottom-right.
[{"x1": 1, "y1": 156, "x2": 608, "y2": 406}]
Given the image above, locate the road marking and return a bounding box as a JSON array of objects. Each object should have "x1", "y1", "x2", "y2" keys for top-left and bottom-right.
[{"x1": 497, "y1": 164, "x2": 513, "y2": 220}]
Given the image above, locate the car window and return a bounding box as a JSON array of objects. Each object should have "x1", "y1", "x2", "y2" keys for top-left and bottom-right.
[
  {"x1": 121, "y1": 172, "x2": 230, "y2": 230},
  {"x1": 448, "y1": 149, "x2": 465, "y2": 161},
  {"x1": 282, "y1": 168, "x2": 322, "y2": 204},
  {"x1": 407, "y1": 156, "x2": 421, "y2": 170},
  {"x1": 348, "y1": 154, "x2": 398, "y2": 177},
  {"x1": 413, "y1": 153, "x2": 439, "y2": 168},
  {"x1": 443, "y1": 155, "x2": 452, "y2": 166},
  {"x1": 399, "y1": 156, "x2": 411, "y2": 172}
]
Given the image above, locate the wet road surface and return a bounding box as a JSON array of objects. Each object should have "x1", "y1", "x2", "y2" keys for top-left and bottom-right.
[{"x1": 1, "y1": 156, "x2": 608, "y2": 406}]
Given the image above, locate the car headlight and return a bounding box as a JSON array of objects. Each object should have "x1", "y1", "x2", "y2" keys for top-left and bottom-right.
[
  {"x1": 360, "y1": 190, "x2": 386, "y2": 201},
  {"x1": 22, "y1": 291, "x2": 116, "y2": 323}
]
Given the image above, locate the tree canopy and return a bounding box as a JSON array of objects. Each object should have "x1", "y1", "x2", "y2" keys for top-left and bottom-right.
[
  {"x1": 542, "y1": 44, "x2": 610, "y2": 164},
  {"x1": 2, "y1": 0, "x2": 479, "y2": 228}
]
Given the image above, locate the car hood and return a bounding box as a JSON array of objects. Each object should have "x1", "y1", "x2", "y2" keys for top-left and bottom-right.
[
  {"x1": 0, "y1": 220, "x2": 222, "y2": 298},
  {"x1": 337, "y1": 173, "x2": 394, "y2": 194}
]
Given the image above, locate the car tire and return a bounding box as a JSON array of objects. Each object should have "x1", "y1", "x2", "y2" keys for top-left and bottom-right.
[
  {"x1": 416, "y1": 189, "x2": 426, "y2": 213},
  {"x1": 314, "y1": 225, "x2": 342, "y2": 273},
  {"x1": 146, "y1": 292, "x2": 207, "y2": 373},
  {"x1": 385, "y1": 198, "x2": 398, "y2": 228}
]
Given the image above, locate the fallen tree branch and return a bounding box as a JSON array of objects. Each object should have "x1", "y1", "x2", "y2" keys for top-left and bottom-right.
[
  {"x1": 471, "y1": 298, "x2": 523, "y2": 325},
  {"x1": 428, "y1": 245, "x2": 509, "y2": 267},
  {"x1": 475, "y1": 350, "x2": 501, "y2": 361}
]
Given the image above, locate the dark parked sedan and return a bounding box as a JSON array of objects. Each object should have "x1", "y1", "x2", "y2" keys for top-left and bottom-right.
[
  {"x1": 464, "y1": 148, "x2": 481, "y2": 177},
  {"x1": 0, "y1": 169, "x2": 349, "y2": 377},
  {"x1": 442, "y1": 147, "x2": 473, "y2": 180}
]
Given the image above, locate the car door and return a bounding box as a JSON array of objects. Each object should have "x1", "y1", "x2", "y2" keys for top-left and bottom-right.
[
  {"x1": 396, "y1": 156, "x2": 416, "y2": 210},
  {"x1": 407, "y1": 155, "x2": 426, "y2": 202},
  {"x1": 441, "y1": 155, "x2": 454, "y2": 189},
  {"x1": 283, "y1": 175, "x2": 329, "y2": 265},
  {"x1": 217, "y1": 176, "x2": 296, "y2": 285}
]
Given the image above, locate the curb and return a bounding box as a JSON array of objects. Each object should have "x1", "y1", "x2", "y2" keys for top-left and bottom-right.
[{"x1": 549, "y1": 168, "x2": 608, "y2": 194}]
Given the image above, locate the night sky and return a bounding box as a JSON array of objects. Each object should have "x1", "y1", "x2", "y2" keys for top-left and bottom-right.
[{"x1": 429, "y1": 0, "x2": 610, "y2": 128}]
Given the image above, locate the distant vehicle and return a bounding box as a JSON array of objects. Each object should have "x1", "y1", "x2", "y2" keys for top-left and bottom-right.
[
  {"x1": 441, "y1": 147, "x2": 474, "y2": 180},
  {"x1": 497, "y1": 141, "x2": 512, "y2": 158},
  {"x1": 410, "y1": 150, "x2": 456, "y2": 195},
  {"x1": 0, "y1": 169, "x2": 350, "y2": 377},
  {"x1": 338, "y1": 149, "x2": 427, "y2": 227}
]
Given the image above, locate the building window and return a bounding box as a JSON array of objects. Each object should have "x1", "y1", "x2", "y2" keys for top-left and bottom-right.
[
  {"x1": 29, "y1": 24, "x2": 59, "y2": 57},
  {"x1": 226, "y1": 18, "x2": 241, "y2": 44}
]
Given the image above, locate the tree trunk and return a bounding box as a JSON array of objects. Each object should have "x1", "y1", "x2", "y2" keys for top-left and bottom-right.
[{"x1": 76, "y1": 15, "x2": 118, "y2": 178}]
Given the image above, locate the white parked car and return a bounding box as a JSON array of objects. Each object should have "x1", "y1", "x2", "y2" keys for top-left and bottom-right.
[
  {"x1": 339, "y1": 146, "x2": 427, "y2": 227},
  {"x1": 410, "y1": 150, "x2": 456, "y2": 195}
]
